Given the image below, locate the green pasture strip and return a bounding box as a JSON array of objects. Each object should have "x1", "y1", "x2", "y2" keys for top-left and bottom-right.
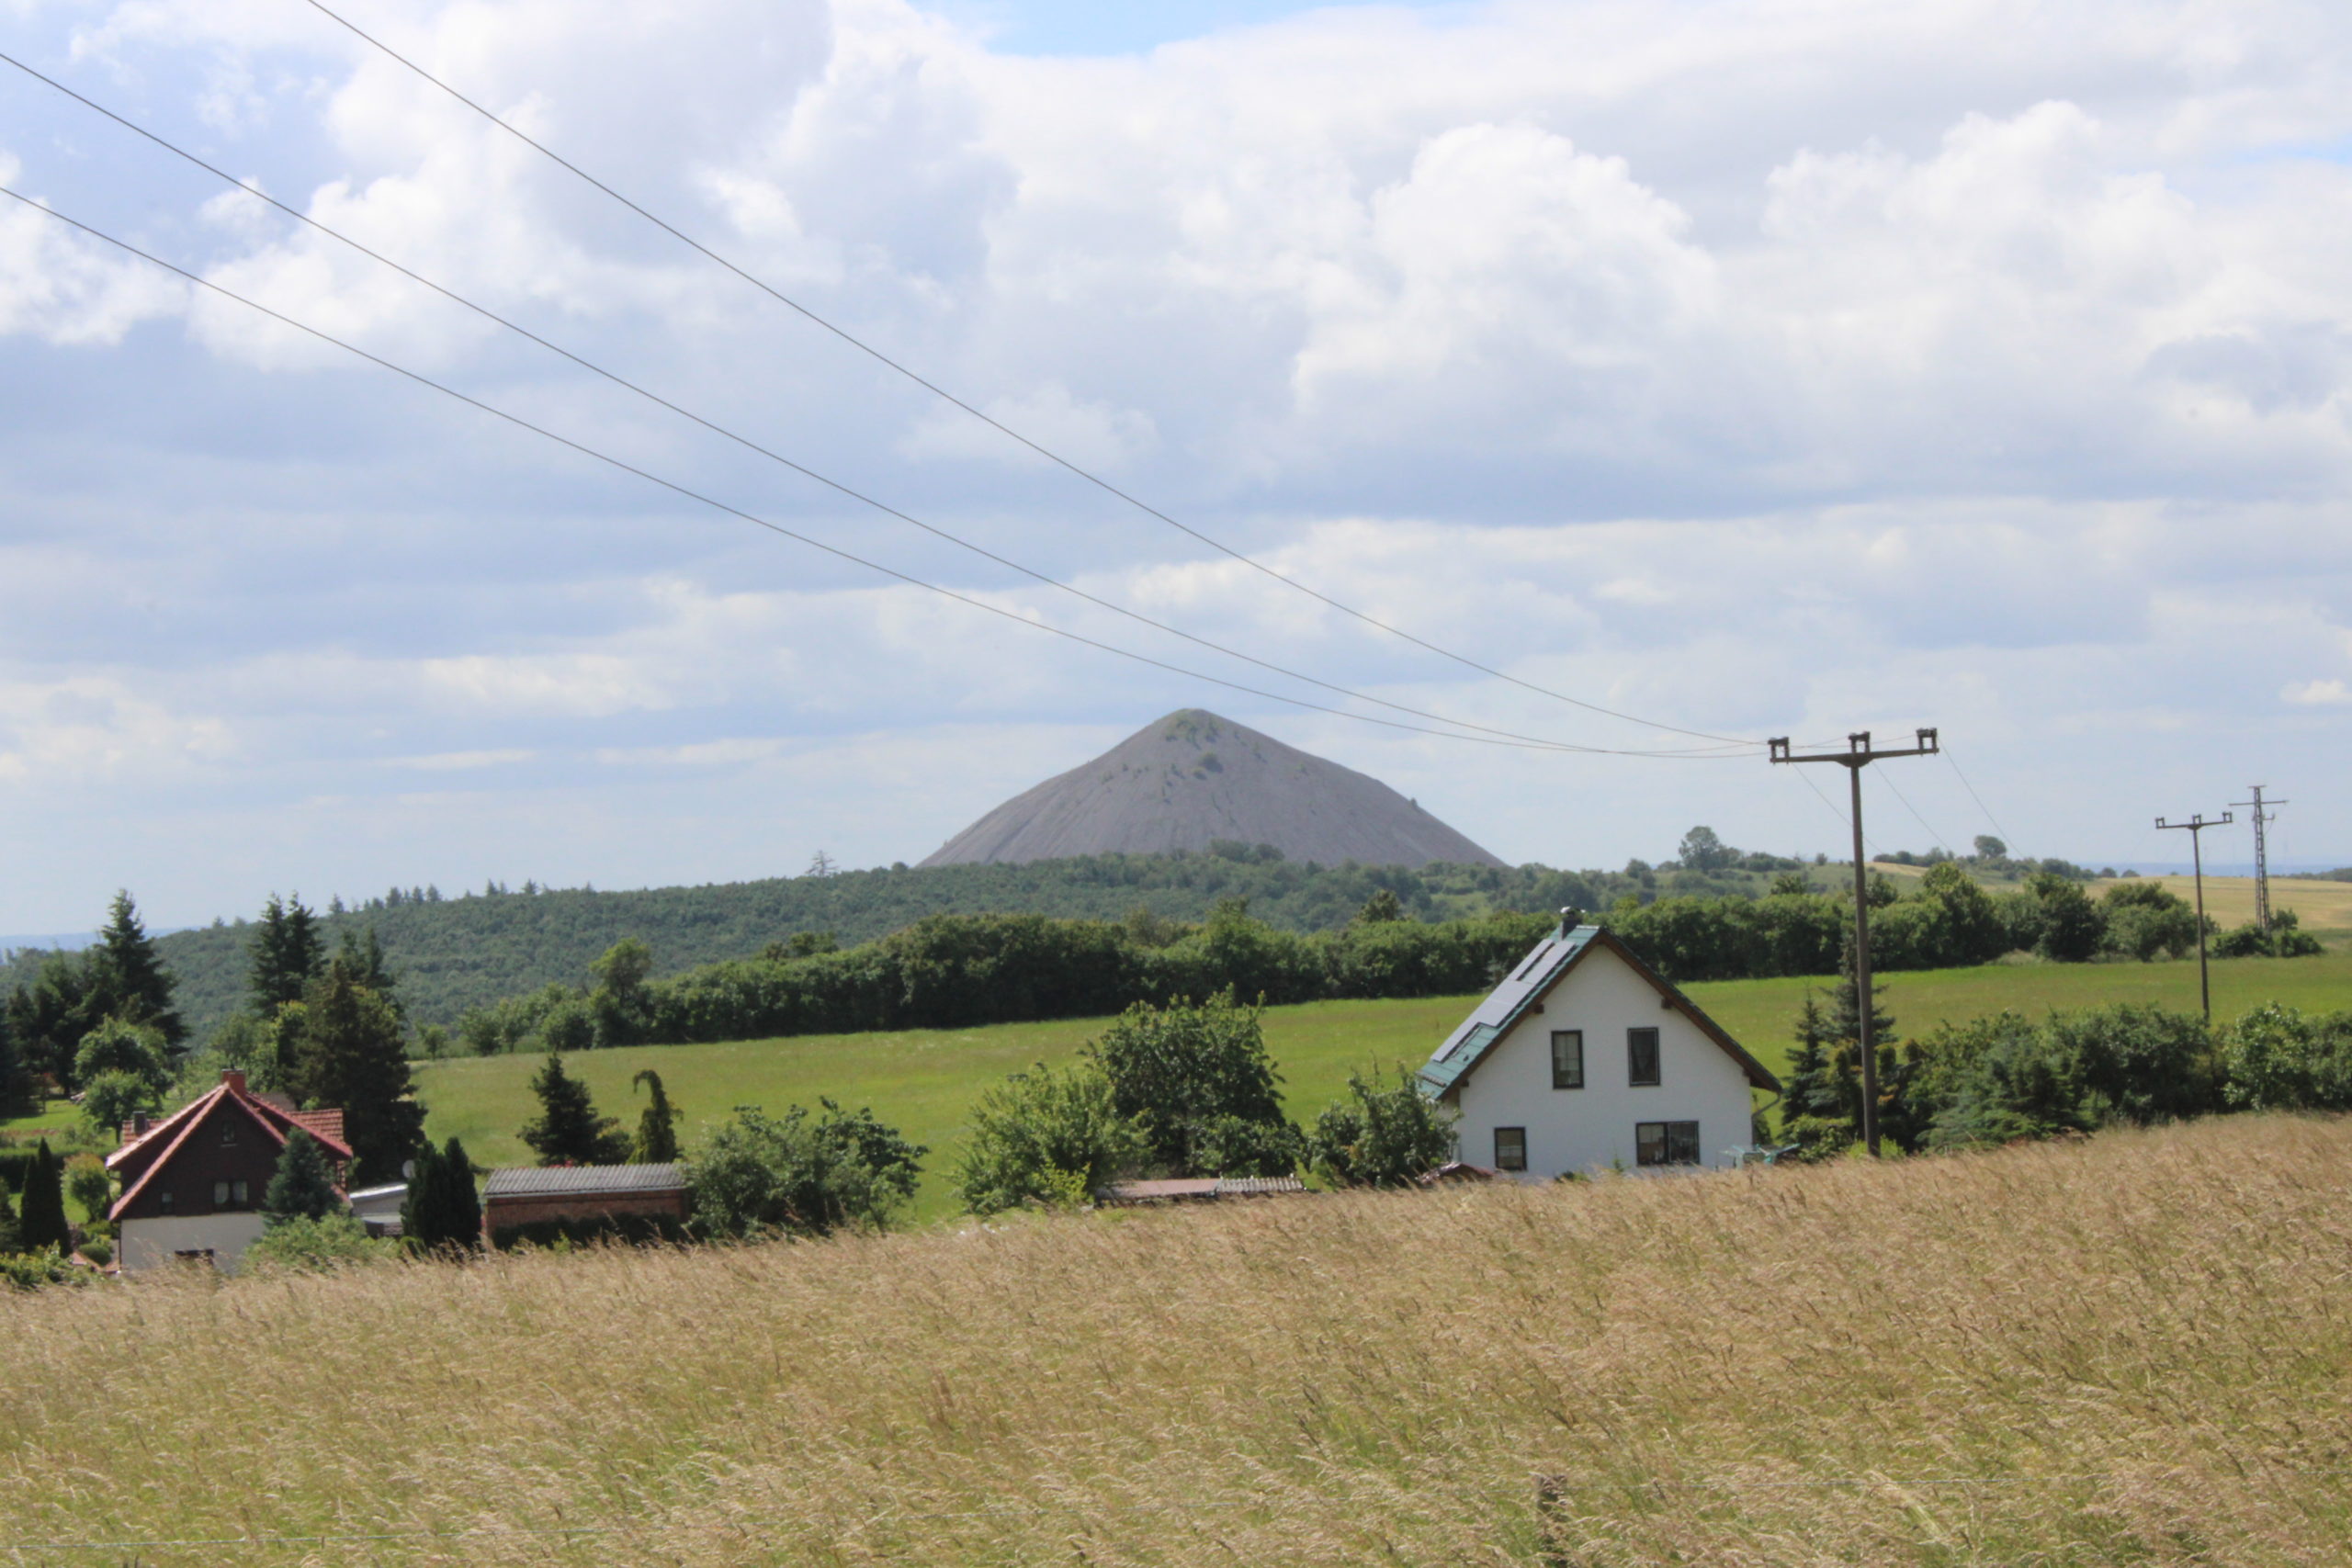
[{"x1": 415, "y1": 948, "x2": 2352, "y2": 1224}]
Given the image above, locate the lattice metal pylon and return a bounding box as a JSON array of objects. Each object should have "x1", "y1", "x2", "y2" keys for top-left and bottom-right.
[{"x1": 2230, "y1": 785, "x2": 2287, "y2": 931}]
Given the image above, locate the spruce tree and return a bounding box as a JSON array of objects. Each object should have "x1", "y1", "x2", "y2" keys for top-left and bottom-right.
[
  {"x1": 247, "y1": 894, "x2": 324, "y2": 1014},
  {"x1": 629, "y1": 1069, "x2": 683, "y2": 1163},
  {"x1": 399, "y1": 1137, "x2": 443, "y2": 1242},
  {"x1": 88, "y1": 891, "x2": 184, "y2": 1049},
  {"x1": 518, "y1": 1054, "x2": 628, "y2": 1166},
  {"x1": 438, "y1": 1136, "x2": 481, "y2": 1245},
  {"x1": 336, "y1": 927, "x2": 399, "y2": 1006},
  {"x1": 1777, "y1": 931, "x2": 1904, "y2": 1156},
  {"x1": 17, "y1": 1140, "x2": 72, "y2": 1253},
  {"x1": 0, "y1": 993, "x2": 28, "y2": 1116},
  {"x1": 262, "y1": 1129, "x2": 343, "y2": 1224},
  {"x1": 401, "y1": 1136, "x2": 481, "y2": 1251},
  {"x1": 18, "y1": 953, "x2": 94, "y2": 1093},
  {"x1": 281, "y1": 960, "x2": 425, "y2": 1186},
  {"x1": 0, "y1": 1179, "x2": 19, "y2": 1254}
]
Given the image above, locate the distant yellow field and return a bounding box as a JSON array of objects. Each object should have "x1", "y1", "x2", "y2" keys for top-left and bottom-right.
[
  {"x1": 1869, "y1": 860, "x2": 2352, "y2": 934},
  {"x1": 2086, "y1": 874, "x2": 2352, "y2": 932}
]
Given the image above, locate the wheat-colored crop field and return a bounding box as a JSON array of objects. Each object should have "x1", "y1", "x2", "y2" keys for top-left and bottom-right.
[
  {"x1": 2086, "y1": 874, "x2": 2352, "y2": 935},
  {"x1": 6, "y1": 1111, "x2": 2351, "y2": 1564}
]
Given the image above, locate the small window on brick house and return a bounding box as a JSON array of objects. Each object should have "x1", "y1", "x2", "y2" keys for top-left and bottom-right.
[
  {"x1": 232, "y1": 1179, "x2": 249, "y2": 1206},
  {"x1": 1550, "y1": 1030, "x2": 1584, "y2": 1089},
  {"x1": 221, "y1": 1122, "x2": 238, "y2": 1145},
  {"x1": 159, "y1": 1190, "x2": 174, "y2": 1213},
  {"x1": 1627, "y1": 1026, "x2": 1661, "y2": 1087},
  {"x1": 1494, "y1": 1126, "x2": 1528, "y2": 1172},
  {"x1": 214, "y1": 1180, "x2": 231, "y2": 1206},
  {"x1": 1635, "y1": 1121, "x2": 1702, "y2": 1167}
]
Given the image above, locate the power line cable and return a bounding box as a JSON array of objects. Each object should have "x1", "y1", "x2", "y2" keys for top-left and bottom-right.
[
  {"x1": 1942, "y1": 747, "x2": 2018, "y2": 857},
  {"x1": 0, "y1": 181, "x2": 1740, "y2": 761},
  {"x1": 1789, "y1": 766, "x2": 1881, "y2": 859},
  {"x1": 2, "y1": 51, "x2": 1747, "y2": 761},
  {"x1": 1872, "y1": 766, "x2": 1953, "y2": 857},
  {"x1": 296, "y1": 0, "x2": 1759, "y2": 750},
  {"x1": 0, "y1": 60, "x2": 1749, "y2": 766}
]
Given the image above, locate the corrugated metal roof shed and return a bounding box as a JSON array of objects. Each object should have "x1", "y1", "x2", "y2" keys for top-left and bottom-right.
[{"x1": 482, "y1": 1163, "x2": 685, "y2": 1199}]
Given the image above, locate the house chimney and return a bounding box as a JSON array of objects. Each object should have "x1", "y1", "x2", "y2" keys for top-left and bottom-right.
[
  {"x1": 1558, "y1": 906, "x2": 1579, "y2": 939},
  {"x1": 220, "y1": 1068, "x2": 247, "y2": 1093},
  {"x1": 131, "y1": 1111, "x2": 149, "y2": 1136}
]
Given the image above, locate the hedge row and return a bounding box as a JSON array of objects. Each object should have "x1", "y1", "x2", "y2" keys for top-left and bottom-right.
[{"x1": 451, "y1": 867, "x2": 2249, "y2": 1055}]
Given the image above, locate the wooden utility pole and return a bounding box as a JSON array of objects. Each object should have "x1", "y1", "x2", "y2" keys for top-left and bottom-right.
[
  {"x1": 1769, "y1": 728, "x2": 1939, "y2": 1156},
  {"x1": 2155, "y1": 812, "x2": 2231, "y2": 1020},
  {"x1": 2229, "y1": 786, "x2": 2285, "y2": 931}
]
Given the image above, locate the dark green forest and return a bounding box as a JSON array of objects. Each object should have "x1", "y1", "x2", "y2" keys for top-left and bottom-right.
[
  {"x1": 0, "y1": 845, "x2": 1814, "y2": 1036},
  {"x1": 1, "y1": 831, "x2": 2118, "y2": 1052}
]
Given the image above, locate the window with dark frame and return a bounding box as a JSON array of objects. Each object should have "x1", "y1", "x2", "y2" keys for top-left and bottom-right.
[
  {"x1": 232, "y1": 1179, "x2": 249, "y2": 1206},
  {"x1": 221, "y1": 1122, "x2": 237, "y2": 1145},
  {"x1": 213, "y1": 1180, "x2": 230, "y2": 1207},
  {"x1": 1635, "y1": 1121, "x2": 1702, "y2": 1167},
  {"x1": 1494, "y1": 1126, "x2": 1528, "y2": 1172},
  {"x1": 1550, "y1": 1030, "x2": 1585, "y2": 1089},
  {"x1": 1627, "y1": 1026, "x2": 1661, "y2": 1086}
]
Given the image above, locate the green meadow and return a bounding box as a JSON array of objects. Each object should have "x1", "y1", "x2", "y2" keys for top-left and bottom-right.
[{"x1": 411, "y1": 945, "x2": 2352, "y2": 1221}]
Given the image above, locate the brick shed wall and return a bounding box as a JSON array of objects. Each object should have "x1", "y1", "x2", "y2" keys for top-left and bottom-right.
[{"x1": 481, "y1": 1190, "x2": 687, "y2": 1235}]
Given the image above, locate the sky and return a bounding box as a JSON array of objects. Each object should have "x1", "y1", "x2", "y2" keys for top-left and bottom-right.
[{"x1": 0, "y1": 0, "x2": 2347, "y2": 934}]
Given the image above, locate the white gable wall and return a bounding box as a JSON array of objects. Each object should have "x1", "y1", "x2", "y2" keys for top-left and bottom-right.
[
  {"x1": 1451, "y1": 943, "x2": 1755, "y2": 1178},
  {"x1": 118, "y1": 1213, "x2": 269, "y2": 1274}
]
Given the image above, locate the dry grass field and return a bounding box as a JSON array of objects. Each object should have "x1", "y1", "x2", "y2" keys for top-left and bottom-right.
[
  {"x1": 6, "y1": 1112, "x2": 2352, "y2": 1565},
  {"x1": 2086, "y1": 874, "x2": 2352, "y2": 936}
]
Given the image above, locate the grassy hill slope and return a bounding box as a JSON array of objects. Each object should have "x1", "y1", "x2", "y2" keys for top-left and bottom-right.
[
  {"x1": 8, "y1": 1112, "x2": 2351, "y2": 1563},
  {"x1": 413, "y1": 946, "x2": 2352, "y2": 1218}
]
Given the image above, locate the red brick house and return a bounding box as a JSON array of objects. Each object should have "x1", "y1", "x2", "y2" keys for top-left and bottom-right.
[{"x1": 107, "y1": 1069, "x2": 351, "y2": 1273}]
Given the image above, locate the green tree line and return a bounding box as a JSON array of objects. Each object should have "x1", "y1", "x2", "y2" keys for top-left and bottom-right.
[
  {"x1": 2, "y1": 836, "x2": 2094, "y2": 1037},
  {"x1": 452, "y1": 867, "x2": 2290, "y2": 1058}
]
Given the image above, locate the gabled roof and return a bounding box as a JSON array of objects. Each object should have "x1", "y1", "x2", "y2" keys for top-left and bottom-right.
[
  {"x1": 1419, "y1": 923, "x2": 1779, "y2": 1098},
  {"x1": 107, "y1": 1072, "x2": 354, "y2": 1222}
]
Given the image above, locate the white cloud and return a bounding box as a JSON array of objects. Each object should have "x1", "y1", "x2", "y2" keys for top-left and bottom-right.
[
  {"x1": 2282, "y1": 679, "x2": 2351, "y2": 706},
  {"x1": 897, "y1": 379, "x2": 1158, "y2": 468},
  {"x1": 388, "y1": 748, "x2": 537, "y2": 770},
  {"x1": 3, "y1": 0, "x2": 2351, "y2": 925},
  {"x1": 0, "y1": 155, "x2": 187, "y2": 344}
]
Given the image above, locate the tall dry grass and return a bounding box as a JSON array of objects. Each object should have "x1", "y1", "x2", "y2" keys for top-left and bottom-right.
[{"x1": 5, "y1": 1114, "x2": 2352, "y2": 1565}]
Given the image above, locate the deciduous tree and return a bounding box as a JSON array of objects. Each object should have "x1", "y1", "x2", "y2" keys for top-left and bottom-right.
[
  {"x1": 1091, "y1": 991, "x2": 1295, "y2": 1178},
  {"x1": 686, "y1": 1100, "x2": 923, "y2": 1237},
  {"x1": 953, "y1": 1060, "x2": 1141, "y2": 1214},
  {"x1": 1307, "y1": 1067, "x2": 1457, "y2": 1188}
]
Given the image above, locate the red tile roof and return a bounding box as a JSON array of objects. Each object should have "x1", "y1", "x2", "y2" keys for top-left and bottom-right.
[{"x1": 107, "y1": 1072, "x2": 353, "y2": 1223}]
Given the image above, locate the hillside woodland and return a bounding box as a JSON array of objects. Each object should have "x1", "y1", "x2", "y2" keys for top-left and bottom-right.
[{"x1": 1, "y1": 832, "x2": 2105, "y2": 1037}]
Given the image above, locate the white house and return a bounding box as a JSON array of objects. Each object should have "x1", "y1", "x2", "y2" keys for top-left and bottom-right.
[{"x1": 1419, "y1": 917, "x2": 1779, "y2": 1178}]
